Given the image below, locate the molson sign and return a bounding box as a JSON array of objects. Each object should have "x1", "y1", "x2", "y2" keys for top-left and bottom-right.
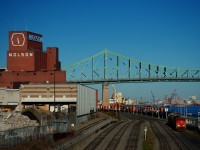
[
  {"x1": 8, "y1": 52, "x2": 33, "y2": 57},
  {"x1": 28, "y1": 33, "x2": 42, "y2": 43}
]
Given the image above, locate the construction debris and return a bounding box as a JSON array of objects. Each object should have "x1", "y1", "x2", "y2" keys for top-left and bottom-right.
[{"x1": 0, "y1": 111, "x2": 39, "y2": 132}]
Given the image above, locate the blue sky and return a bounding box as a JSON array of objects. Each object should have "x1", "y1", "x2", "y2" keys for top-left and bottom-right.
[{"x1": 0, "y1": 0, "x2": 200, "y2": 101}]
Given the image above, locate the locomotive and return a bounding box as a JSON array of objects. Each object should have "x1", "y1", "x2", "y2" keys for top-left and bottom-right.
[{"x1": 168, "y1": 113, "x2": 186, "y2": 130}]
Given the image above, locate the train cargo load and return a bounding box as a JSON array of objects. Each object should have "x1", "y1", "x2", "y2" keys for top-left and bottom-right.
[{"x1": 168, "y1": 113, "x2": 186, "y2": 130}]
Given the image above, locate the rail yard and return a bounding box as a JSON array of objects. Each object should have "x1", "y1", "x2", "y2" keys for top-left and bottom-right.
[
  {"x1": 0, "y1": 104, "x2": 200, "y2": 149},
  {"x1": 64, "y1": 112, "x2": 200, "y2": 150}
]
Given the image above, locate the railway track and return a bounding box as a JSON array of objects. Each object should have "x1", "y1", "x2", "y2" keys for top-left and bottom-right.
[
  {"x1": 105, "y1": 121, "x2": 132, "y2": 150},
  {"x1": 125, "y1": 120, "x2": 142, "y2": 150},
  {"x1": 76, "y1": 118, "x2": 107, "y2": 135},
  {"x1": 70, "y1": 113, "x2": 198, "y2": 150},
  {"x1": 123, "y1": 113, "x2": 186, "y2": 150},
  {"x1": 83, "y1": 121, "x2": 122, "y2": 150},
  {"x1": 150, "y1": 120, "x2": 171, "y2": 150},
  {"x1": 126, "y1": 113, "x2": 194, "y2": 150},
  {"x1": 158, "y1": 121, "x2": 190, "y2": 150},
  {"x1": 84, "y1": 114, "x2": 145, "y2": 150}
]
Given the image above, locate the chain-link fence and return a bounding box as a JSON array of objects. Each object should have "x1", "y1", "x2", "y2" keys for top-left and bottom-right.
[
  {"x1": 0, "y1": 111, "x2": 77, "y2": 148},
  {"x1": 0, "y1": 125, "x2": 51, "y2": 148},
  {"x1": 0, "y1": 120, "x2": 68, "y2": 148}
]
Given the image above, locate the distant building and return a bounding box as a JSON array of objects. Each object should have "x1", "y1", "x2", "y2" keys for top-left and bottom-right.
[
  {"x1": 189, "y1": 96, "x2": 197, "y2": 100},
  {"x1": 112, "y1": 92, "x2": 123, "y2": 103}
]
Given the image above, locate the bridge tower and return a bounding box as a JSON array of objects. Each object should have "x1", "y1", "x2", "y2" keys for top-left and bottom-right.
[{"x1": 102, "y1": 83, "x2": 109, "y2": 107}]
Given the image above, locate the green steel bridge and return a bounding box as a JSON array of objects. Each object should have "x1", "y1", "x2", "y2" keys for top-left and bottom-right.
[{"x1": 66, "y1": 50, "x2": 200, "y2": 84}]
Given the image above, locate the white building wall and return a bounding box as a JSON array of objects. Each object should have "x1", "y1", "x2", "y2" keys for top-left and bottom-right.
[
  {"x1": 0, "y1": 88, "x2": 19, "y2": 105},
  {"x1": 77, "y1": 84, "x2": 96, "y2": 116},
  {"x1": 20, "y1": 83, "x2": 78, "y2": 103}
]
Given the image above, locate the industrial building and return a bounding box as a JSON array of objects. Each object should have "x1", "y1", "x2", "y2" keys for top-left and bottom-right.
[
  {"x1": 20, "y1": 83, "x2": 98, "y2": 123},
  {"x1": 0, "y1": 30, "x2": 98, "y2": 124},
  {"x1": 0, "y1": 31, "x2": 66, "y2": 89}
]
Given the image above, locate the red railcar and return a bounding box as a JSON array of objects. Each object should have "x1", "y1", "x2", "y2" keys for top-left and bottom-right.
[
  {"x1": 99, "y1": 104, "x2": 127, "y2": 112},
  {"x1": 168, "y1": 113, "x2": 186, "y2": 130}
]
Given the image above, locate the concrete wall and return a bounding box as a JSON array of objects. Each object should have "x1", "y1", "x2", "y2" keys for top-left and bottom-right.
[
  {"x1": 77, "y1": 115, "x2": 89, "y2": 124},
  {"x1": 0, "y1": 88, "x2": 19, "y2": 105}
]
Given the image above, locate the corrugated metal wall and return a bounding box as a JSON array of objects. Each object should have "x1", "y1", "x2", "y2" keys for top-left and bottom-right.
[{"x1": 77, "y1": 84, "x2": 96, "y2": 116}]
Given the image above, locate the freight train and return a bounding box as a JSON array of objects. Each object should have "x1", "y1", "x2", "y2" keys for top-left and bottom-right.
[
  {"x1": 99, "y1": 104, "x2": 143, "y2": 113},
  {"x1": 99, "y1": 104, "x2": 166, "y2": 114},
  {"x1": 168, "y1": 113, "x2": 186, "y2": 130}
]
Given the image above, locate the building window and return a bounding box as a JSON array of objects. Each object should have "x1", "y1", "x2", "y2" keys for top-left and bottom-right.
[
  {"x1": 50, "y1": 73, "x2": 53, "y2": 75},
  {"x1": 17, "y1": 73, "x2": 19, "y2": 76}
]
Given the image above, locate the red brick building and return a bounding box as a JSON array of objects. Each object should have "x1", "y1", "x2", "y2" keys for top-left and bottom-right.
[{"x1": 0, "y1": 31, "x2": 66, "y2": 89}]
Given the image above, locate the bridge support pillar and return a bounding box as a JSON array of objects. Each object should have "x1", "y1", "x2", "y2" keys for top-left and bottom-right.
[{"x1": 102, "y1": 83, "x2": 109, "y2": 107}]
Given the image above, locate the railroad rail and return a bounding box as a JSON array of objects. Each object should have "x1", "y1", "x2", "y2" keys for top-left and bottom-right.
[
  {"x1": 83, "y1": 121, "x2": 122, "y2": 150},
  {"x1": 150, "y1": 120, "x2": 171, "y2": 150},
  {"x1": 56, "y1": 112, "x2": 199, "y2": 150},
  {"x1": 158, "y1": 121, "x2": 190, "y2": 150},
  {"x1": 76, "y1": 117, "x2": 107, "y2": 135},
  {"x1": 105, "y1": 121, "x2": 131, "y2": 150},
  {"x1": 84, "y1": 116, "x2": 144, "y2": 150},
  {"x1": 55, "y1": 119, "x2": 111, "y2": 150},
  {"x1": 125, "y1": 120, "x2": 142, "y2": 150}
]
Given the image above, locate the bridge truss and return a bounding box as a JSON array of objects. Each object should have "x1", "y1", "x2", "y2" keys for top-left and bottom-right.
[{"x1": 66, "y1": 50, "x2": 200, "y2": 83}]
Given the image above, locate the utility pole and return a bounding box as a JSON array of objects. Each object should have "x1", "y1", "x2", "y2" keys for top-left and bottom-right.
[
  {"x1": 132, "y1": 99, "x2": 134, "y2": 114},
  {"x1": 54, "y1": 64, "x2": 56, "y2": 112},
  {"x1": 141, "y1": 105, "x2": 142, "y2": 115},
  {"x1": 186, "y1": 101, "x2": 188, "y2": 118},
  {"x1": 151, "y1": 91, "x2": 155, "y2": 117},
  {"x1": 112, "y1": 84, "x2": 118, "y2": 116}
]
